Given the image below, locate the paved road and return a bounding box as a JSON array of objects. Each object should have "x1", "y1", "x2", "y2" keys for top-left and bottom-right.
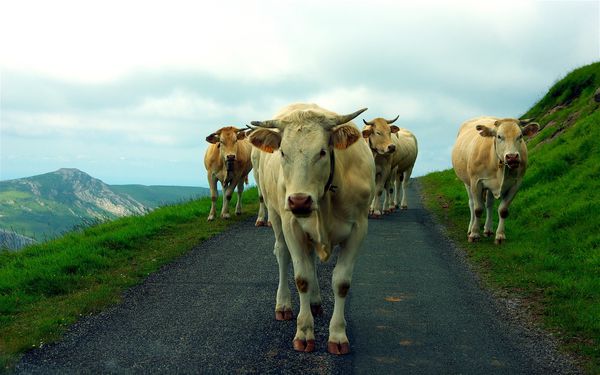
[{"x1": 15, "y1": 183, "x2": 579, "y2": 374}]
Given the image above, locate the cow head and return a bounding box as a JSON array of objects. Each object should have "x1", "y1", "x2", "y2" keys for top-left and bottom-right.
[
  {"x1": 206, "y1": 126, "x2": 247, "y2": 184},
  {"x1": 249, "y1": 108, "x2": 366, "y2": 217},
  {"x1": 361, "y1": 116, "x2": 400, "y2": 155},
  {"x1": 476, "y1": 118, "x2": 539, "y2": 169}
]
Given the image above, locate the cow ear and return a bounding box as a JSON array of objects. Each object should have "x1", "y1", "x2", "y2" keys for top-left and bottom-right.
[
  {"x1": 521, "y1": 122, "x2": 539, "y2": 137},
  {"x1": 390, "y1": 125, "x2": 400, "y2": 133},
  {"x1": 249, "y1": 129, "x2": 281, "y2": 153},
  {"x1": 476, "y1": 125, "x2": 496, "y2": 137},
  {"x1": 206, "y1": 133, "x2": 220, "y2": 144},
  {"x1": 361, "y1": 127, "x2": 373, "y2": 138},
  {"x1": 236, "y1": 131, "x2": 247, "y2": 140},
  {"x1": 333, "y1": 125, "x2": 361, "y2": 149}
]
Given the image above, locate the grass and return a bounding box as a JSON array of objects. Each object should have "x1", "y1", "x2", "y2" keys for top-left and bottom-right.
[
  {"x1": 419, "y1": 62, "x2": 600, "y2": 373},
  {"x1": 0, "y1": 188, "x2": 258, "y2": 371}
]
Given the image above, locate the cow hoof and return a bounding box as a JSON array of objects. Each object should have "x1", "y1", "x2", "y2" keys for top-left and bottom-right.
[
  {"x1": 327, "y1": 341, "x2": 350, "y2": 355},
  {"x1": 275, "y1": 310, "x2": 294, "y2": 321},
  {"x1": 468, "y1": 236, "x2": 479, "y2": 243},
  {"x1": 221, "y1": 214, "x2": 230, "y2": 219},
  {"x1": 400, "y1": 205, "x2": 408, "y2": 210},
  {"x1": 310, "y1": 304, "x2": 323, "y2": 316},
  {"x1": 293, "y1": 339, "x2": 315, "y2": 353},
  {"x1": 483, "y1": 230, "x2": 494, "y2": 237},
  {"x1": 495, "y1": 238, "x2": 505, "y2": 245},
  {"x1": 255, "y1": 220, "x2": 267, "y2": 227},
  {"x1": 267, "y1": 221, "x2": 272, "y2": 227},
  {"x1": 207, "y1": 215, "x2": 215, "y2": 221}
]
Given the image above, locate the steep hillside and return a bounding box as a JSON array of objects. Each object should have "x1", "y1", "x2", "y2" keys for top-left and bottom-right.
[{"x1": 419, "y1": 61, "x2": 600, "y2": 373}]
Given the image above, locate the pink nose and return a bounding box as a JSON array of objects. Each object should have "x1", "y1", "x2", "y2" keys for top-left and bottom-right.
[
  {"x1": 288, "y1": 194, "x2": 313, "y2": 216},
  {"x1": 505, "y1": 154, "x2": 520, "y2": 167}
]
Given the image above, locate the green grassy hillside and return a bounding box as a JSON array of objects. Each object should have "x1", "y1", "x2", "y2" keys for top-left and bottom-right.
[
  {"x1": 420, "y1": 62, "x2": 600, "y2": 373},
  {"x1": 0, "y1": 189, "x2": 258, "y2": 371}
]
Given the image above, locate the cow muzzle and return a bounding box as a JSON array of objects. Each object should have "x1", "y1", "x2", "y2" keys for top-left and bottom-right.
[
  {"x1": 287, "y1": 193, "x2": 313, "y2": 217},
  {"x1": 505, "y1": 154, "x2": 520, "y2": 169}
]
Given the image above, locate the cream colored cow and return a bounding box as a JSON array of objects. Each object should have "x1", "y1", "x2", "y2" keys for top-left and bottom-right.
[
  {"x1": 362, "y1": 116, "x2": 400, "y2": 217},
  {"x1": 384, "y1": 128, "x2": 418, "y2": 211},
  {"x1": 203, "y1": 126, "x2": 253, "y2": 221},
  {"x1": 451, "y1": 117, "x2": 539, "y2": 244},
  {"x1": 249, "y1": 103, "x2": 375, "y2": 355}
]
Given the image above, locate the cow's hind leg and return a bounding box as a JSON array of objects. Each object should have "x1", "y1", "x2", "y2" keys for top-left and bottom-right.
[
  {"x1": 327, "y1": 218, "x2": 367, "y2": 355},
  {"x1": 468, "y1": 181, "x2": 484, "y2": 242},
  {"x1": 400, "y1": 168, "x2": 412, "y2": 209},
  {"x1": 464, "y1": 183, "x2": 474, "y2": 236},
  {"x1": 270, "y1": 211, "x2": 293, "y2": 320},
  {"x1": 483, "y1": 189, "x2": 494, "y2": 237}
]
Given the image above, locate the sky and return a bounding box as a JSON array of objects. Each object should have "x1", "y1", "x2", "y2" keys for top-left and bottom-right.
[{"x1": 1, "y1": 0, "x2": 598, "y2": 187}]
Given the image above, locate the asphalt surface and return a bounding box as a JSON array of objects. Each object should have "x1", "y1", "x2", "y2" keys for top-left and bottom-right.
[{"x1": 14, "y1": 183, "x2": 580, "y2": 374}]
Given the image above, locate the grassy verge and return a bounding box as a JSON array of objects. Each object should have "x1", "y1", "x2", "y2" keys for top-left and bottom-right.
[
  {"x1": 0, "y1": 188, "x2": 258, "y2": 371},
  {"x1": 419, "y1": 110, "x2": 599, "y2": 373}
]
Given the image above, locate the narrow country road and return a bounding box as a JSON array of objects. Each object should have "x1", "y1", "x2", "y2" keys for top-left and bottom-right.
[{"x1": 14, "y1": 183, "x2": 579, "y2": 374}]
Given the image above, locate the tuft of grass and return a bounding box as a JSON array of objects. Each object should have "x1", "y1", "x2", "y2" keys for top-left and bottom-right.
[
  {"x1": 0, "y1": 188, "x2": 258, "y2": 371},
  {"x1": 420, "y1": 62, "x2": 600, "y2": 373}
]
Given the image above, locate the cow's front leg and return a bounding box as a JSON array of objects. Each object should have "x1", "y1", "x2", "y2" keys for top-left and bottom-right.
[
  {"x1": 270, "y1": 212, "x2": 293, "y2": 320},
  {"x1": 207, "y1": 175, "x2": 218, "y2": 221},
  {"x1": 483, "y1": 189, "x2": 494, "y2": 237},
  {"x1": 309, "y1": 250, "x2": 323, "y2": 316},
  {"x1": 220, "y1": 182, "x2": 234, "y2": 219},
  {"x1": 496, "y1": 183, "x2": 520, "y2": 244},
  {"x1": 328, "y1": 219, "x2": 366, "y2": 355},
  {"x1": 235, "y1": 179, "x2": 244, "y2": 216},
  {"x1": 284, "y1": 221, "x2": 316, "y2": 352}
]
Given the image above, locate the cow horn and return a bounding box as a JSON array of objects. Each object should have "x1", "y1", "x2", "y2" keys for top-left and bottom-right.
[
  {"x1": 386, "y1": 115, "x2": 399, "y2": 124},
  {"x1": 363, "y1": 119, "x2": 374, "y2": 126},
  {"x1": 519, "y1": 118, "x2": 533, "y2": 125},
  {"x1": 334, "y1": 108, "x2": 368, "y2": 126},
  {"x1": 250, "y1": 120, "x2": 283, "y2": 129}
]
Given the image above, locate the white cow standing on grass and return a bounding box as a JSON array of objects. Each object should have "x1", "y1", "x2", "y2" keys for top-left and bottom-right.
[
  {"x1": 451, "y1": 117, "x2": 539, "y2": 244},
  {"x1": 249, "y1": 103, "x2": 375, "y2": 355}
]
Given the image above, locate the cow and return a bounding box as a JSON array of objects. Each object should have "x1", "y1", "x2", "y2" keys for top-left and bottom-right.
[
  {"x1": 361, "y1": 116, "x2": 400, "y2": 217},
  {"x1": 248, "y1": 103, "x2": 375, "y2": 355},
  {"x1": 203, "y1": 126, "x2": 253, "y2": 221},
  {"x1": 251, "y1": 146, "x2": 269, "y2": 227},
  {"x1": 451, "y1": 117, "x2": 539, "y2": 244},
  {"x1": 384, "y1": 128, "x2": 418, "y2": 211}
]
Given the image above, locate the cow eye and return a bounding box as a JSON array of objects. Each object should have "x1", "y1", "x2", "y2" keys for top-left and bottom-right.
[
  {"x1": 320, "y1": 149, "x2": 327, "y2": 157},
  {"x1": 376, "y1": 131, "x2": 382, "y2": 136},
  {"x1": 497, "y1": 135, "x2": 502, "y2": 140}
]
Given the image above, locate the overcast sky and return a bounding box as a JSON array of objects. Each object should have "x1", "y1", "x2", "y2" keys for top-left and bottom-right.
[{"x1": 1, "y1": 0, "x2": 598, "y2": 187}]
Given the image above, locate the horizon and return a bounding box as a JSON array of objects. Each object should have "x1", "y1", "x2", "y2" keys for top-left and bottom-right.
[{"x1": 1, "y1": 1, "x2": 599, "y2": 187}]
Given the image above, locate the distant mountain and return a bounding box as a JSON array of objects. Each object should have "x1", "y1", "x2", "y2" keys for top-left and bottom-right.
[{"x1": 0, "y1": 169, "x2": 210, "y2": 249}]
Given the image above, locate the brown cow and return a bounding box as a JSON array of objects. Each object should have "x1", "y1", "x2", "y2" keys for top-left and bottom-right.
[
  {"x1": 451, "y1": 117, "x2": 539, "y2": 244},
  {"x1": 203, "y1": 126, "x2": 253, "y2": 221}
]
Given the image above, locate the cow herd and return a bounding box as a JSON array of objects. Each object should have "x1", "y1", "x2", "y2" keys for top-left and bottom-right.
[{"x1": 203, "y1": 102, "x2": 538, "y2": 355}]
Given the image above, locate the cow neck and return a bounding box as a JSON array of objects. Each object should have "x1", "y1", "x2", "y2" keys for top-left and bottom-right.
[{"x1": 324, "y1": 148, "x2": 336, "y2": 194}]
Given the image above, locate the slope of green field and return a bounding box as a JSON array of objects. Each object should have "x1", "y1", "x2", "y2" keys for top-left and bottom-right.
[
  {"x1": 420, "y1": 62, "x2": 600, "y2": 373},
  {"x1": 0, "y1": 189, "x2": 258, "y2": 371}
]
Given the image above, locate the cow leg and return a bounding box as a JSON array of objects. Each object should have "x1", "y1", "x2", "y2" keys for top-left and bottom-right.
[
  {"x1": 309, "y1": 250, "x2": 323, "y2": 316},
  {"x1": 468, "y1": 181, "x2": 484, "y2": 242},
  {"x1": 496, "y1": 182, "x2": 520, "y2": 244},
  {"x1": 483, "y1": 189, "x2": 494, "y2": 237},
  {"x1": 235, "y1": 179, "x2": 244, "y2": 215},
  {"x1": 254, "y1": 175, "x2": 268, "y2": 227},
  {"x1": 328, "y1": 219, "x2": 367, "y2": 355},
  {"x1": 207, "y1": 174, "x2": 218, "y2": 221},
  {"x1": 220, "y1": 182, "x2": 233, "y2": 219},
  {"x1": 283, "y1": 221, "x2": 316, "y2": 352},
  {"x1": 464, "y1": 183, "x2": 474, "y2": 235},
  {"x1": 400, "y1": 168, "x2": 413, "y2": 210},
  {"x1": 270, "y1": 211, "x2": 293, "y2": 320},
  {"x1": 393, "y1": 168, "x2": 402, "y2": 209}
]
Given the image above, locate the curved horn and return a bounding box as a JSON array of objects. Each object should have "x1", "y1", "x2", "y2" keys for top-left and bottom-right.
[
  {"x1": 363, "y1": 119, "x2": 374, "y2": 126},
  {"x1": 386, "y1": 115, "x2": 399, "y2": 124},
  {"x1": 519, "y1": 118, "x2": 533, "y2": 125},
  {"x1": 250, "y1": 120, "x2": 283, "y2": 129},
  {"x1": 334, "y1": 107, "x2": 368, "y2": 126}
]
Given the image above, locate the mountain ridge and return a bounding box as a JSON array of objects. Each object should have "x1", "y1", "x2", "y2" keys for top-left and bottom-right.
[{"x1": 0, "y1": 169, "x2": 210, "y2": 249}]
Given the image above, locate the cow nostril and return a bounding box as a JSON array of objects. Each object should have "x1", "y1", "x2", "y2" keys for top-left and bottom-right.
[
  {"x1": 288, "y1": 194, "x2": 313, "y2": 215},
  {"x1": 388, "y1": 145, "x2": 396, "y2": 152},
  {"x1": 226, "y1": 155, "x2": 236, "y2": 161}
]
